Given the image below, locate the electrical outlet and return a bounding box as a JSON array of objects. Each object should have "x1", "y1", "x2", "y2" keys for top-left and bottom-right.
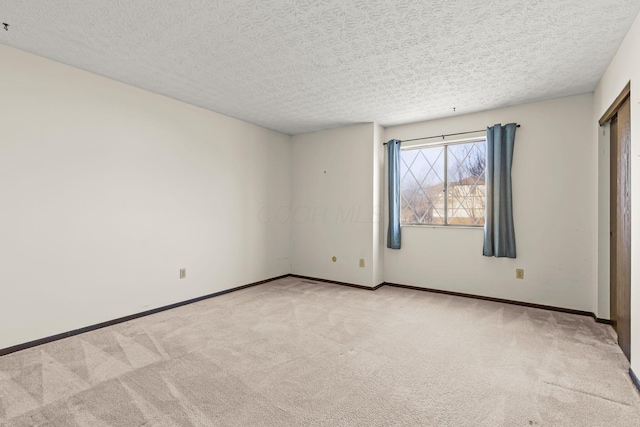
[
  {"x1": 359, "y1": 258, "x2": 365, "y2": 268},
  {"x1": 180, "y1": 268, "x2": 186, "y2": 279},
  {"x1": 516, "y1": 269, "x2": 524, "y2": 280}
]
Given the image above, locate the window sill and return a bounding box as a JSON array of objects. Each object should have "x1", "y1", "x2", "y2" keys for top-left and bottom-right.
[{"x1": 401, "y1": 224, "x2": 484, "y2": 230}]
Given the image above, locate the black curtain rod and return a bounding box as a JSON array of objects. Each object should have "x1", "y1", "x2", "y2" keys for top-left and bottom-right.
[{"x1": 384, "y1": 124, "x2": 521, "y2": 145}]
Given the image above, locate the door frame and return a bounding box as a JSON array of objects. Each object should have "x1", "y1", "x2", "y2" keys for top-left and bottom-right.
[{"x1": 600, "y1": 82, "x2": 631, "y2": 361}]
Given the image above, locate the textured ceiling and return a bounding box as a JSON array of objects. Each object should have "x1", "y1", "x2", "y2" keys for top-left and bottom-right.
[{"x1": 1, "y1": 1, "x2": 639, "y2": 135}]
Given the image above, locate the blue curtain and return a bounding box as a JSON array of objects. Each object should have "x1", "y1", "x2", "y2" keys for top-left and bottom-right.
[
  {"x1": 387, "y1": 139, "x2": 401, "y2": 249},
  {"x1": 483, "y1": 124, "x2": 517, "y2": 258}
]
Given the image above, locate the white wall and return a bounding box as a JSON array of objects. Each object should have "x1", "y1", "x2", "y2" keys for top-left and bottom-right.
[
  {"x1": 597, "y1": 122, "x2": 611, "y2": 320},
  {"x1": 383, "y1": 94, "x2": 597, "y2": 313},
  {"x1": 372, "y1": 124, "x2": 385, "y2": 286},
  {"x1": 2, "y1": 21, "x2": 631, "y2": 356},
  {"x1": 594, "y1": 11, "x2": 640, "y2": 373},
  {"x1": 290, "y1": 123, "x2": 381, "y2": 287},
  {"x1": 0, "y1": 45, "x2": 291, "y2": 350}
]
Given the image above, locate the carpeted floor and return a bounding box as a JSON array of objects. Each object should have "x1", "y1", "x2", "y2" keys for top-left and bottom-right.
[{"x1": 1, "y1": 277, "x2": 639, "y2": 426}]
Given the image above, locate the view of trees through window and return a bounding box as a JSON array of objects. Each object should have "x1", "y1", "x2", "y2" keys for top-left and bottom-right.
[{"x1": 400, "y1": 139, "x2": 486, "y2": 226}]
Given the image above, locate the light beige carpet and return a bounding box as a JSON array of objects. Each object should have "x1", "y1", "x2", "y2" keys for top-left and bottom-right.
[{"x1": 1, "y1": 277, "x2": 639, "y2": 426}]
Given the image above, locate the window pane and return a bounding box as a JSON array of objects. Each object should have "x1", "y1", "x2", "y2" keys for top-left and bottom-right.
[
  {"x1": 400, "y1": 146, "x2": 445, "y2": 224},
  {"x1": 447, "y1": 141, "x2": 486, "y2": 225}
]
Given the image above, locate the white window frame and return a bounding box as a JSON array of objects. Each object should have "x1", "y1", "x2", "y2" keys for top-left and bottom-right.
[{"x1": 400, "y1": 136, "x2": 487, "y2": 228}]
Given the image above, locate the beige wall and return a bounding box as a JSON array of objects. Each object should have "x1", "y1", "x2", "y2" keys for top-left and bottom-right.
[
  {"x1": 597, "y1": 121, "x2": 611, "y2": 320},
  {"x1": 3, "y1": 16, "x2": 634, "y2": 359},
  {"x1": 372, "y1": 124, "x2": 385, "y2": 286},
  {"x1": 290, "y1": 123, "x2": 381, "y2": 287},
  {"x1": 290, "y1": 94, "x2": 598, "y2": 313},
  {"x1": 383, "y1": 94, "x2": 597, "y2": 313},
  {"x1": 0, "y1": 45, "x2": 291, "y2": 350},
  {"x1": 594, "y1": 11, "x2": 640, "y2": 373}
]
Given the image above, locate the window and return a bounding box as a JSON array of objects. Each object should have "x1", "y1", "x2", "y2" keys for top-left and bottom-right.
[{"x1": 400, "y1": 139, "x2": 486, "y2": 226}]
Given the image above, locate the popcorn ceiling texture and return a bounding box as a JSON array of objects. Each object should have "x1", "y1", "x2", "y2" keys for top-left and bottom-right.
[{"x1": 1, "y1": 0, "x2": 639, "y2": 135}]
